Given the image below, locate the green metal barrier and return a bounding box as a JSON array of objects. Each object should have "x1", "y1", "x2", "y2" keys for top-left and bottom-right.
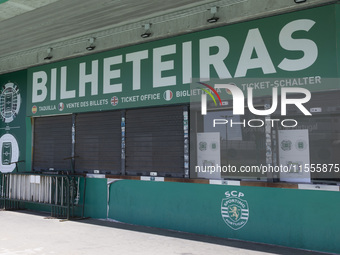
[{"x1": 0, "y1": 172, "x2": 86, "y2": 220}]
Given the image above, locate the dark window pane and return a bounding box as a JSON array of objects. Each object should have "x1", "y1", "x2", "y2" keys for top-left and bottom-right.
[
  {"x1": 125, "y1": 106, "x2": 184, "y2": 177},
  {"x1": 33, "y1": 115, "x2": 72, "y2": 171},
  {"x1": 75, "y1": 111, "x2": 121, "y2": 174}
]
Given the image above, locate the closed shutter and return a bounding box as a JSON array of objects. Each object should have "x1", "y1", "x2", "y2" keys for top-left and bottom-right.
[
  {"x1": 125, "y1": 106, "x2": 184, "y2": 177},
  {"x1": 75, "y1": 111, "x2": 121, "y2": 174},
  {"x1": 33, "y1": 115, "x2": 72, "y2": 171}
]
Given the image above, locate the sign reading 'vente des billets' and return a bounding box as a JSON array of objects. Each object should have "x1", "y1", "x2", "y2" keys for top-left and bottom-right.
[{"x1": 27, "y1": 5, "x2": 338, "y2": 116}]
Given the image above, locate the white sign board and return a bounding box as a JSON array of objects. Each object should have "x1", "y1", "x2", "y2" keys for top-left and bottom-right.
[
  {"x1": 278, "y1": 129, "x2": 310, "y2": 183},
  {"x1": 197, "y1": 132, "x2": 221, "y2": 179}
]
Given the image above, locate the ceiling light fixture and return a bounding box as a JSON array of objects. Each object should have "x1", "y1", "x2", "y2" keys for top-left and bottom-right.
[
  {"x1": 207, "y1": 6, "x2": 219, "y2": 23},
  {"x1": 44, "y1": 47, "x2": 53, "y2": 60},
  {"x1": 86, "y1": 37, "x2": 96, "y2": 51},
  {"x1": 141, "y1": 23, "x2": 152, "y2": 38}
]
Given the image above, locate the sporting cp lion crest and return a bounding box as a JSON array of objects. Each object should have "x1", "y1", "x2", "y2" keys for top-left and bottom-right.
[{"x1": 221, "y1": 191, "x2": 249, "y2": 230}]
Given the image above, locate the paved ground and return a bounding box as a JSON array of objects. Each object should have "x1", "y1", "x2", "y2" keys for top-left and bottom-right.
[{"x1": 0, "y1": 210, "x2": 334, "y2": 255}]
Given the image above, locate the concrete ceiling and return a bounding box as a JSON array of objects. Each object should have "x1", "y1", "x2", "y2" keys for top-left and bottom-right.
[
  {"x1": 0, "y1": 0, "x2": 336, "y2": 74},
  {"x1": 0, "y1": 0, "x2": 215, "y2": 57},
  {"x1": 0, "y1": 0, "x2": 59, "y2": 21}
]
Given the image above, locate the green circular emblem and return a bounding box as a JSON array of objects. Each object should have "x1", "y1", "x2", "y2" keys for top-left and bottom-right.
[{"x1": 280, "y1": 140, "x2": 292, "y2": 151}]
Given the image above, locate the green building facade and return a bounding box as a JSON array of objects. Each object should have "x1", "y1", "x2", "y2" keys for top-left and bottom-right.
[{"x1": 1, "y1": 4, "x2": 340, "y2": 253}]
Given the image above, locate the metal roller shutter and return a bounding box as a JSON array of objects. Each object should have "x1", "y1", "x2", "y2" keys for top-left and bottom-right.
[
  {"x1": 33, "y1": 115, "x2": 72, "y2": 171},
  {"x1": 125, "y1": 106, "x2": 184, "y2": 177},
  {"x1": 75, "y1": 111, "x2": 121, "y2": 174}
]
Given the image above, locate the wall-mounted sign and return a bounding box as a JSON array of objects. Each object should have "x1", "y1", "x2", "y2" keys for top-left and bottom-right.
[
  {"x1": 26, "y1": 5, "x2": 338, "y2": 116},
  {"x1": 0, "y1": 82, "x2": 21, "y2": 123},
  {"x1": 196, "y1": 132, "x2": 221, "y2": 179},
  {"x1": 278, "y1": 129, "x2": 311, "y2": 183},
  {"x1": 0, "y1": 133, "x2": 19, "y2": 173},
  {"x1": 0, "y1": 71, "x2": 27, "y2": 173}
]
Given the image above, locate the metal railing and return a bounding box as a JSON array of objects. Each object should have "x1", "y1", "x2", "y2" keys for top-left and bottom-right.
[{"x1": 0, "y1": 173, "x2": 86, "y2": 220}]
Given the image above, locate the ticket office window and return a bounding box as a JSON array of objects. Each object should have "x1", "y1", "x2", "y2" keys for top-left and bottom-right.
[
  {"x1": 33, "y1": 106, "x2": 186, "y2": 176},
  {"x1": 74, "y1": 111, "x2": 121, "y2": 174},
  {"x1": 191, "y1": 108, "x2": 267, "y2": 180},
  {"x1": 125, "y1": 106, "x2": 185, "y2": 177},
  {"x1": 278, "y1": 114, "x2": 340, "y2": 183}
]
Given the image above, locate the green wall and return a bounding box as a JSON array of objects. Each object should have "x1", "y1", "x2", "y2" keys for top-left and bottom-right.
[
  {"x1": 102, "y1": 180, "x2": 339, "y2": 254},
  {"x1": 84, "y1": 178, "x2": 107, "y2": 219},
  {"x1": 6, "y1": 176, "x2": 339, "y2": 254}
]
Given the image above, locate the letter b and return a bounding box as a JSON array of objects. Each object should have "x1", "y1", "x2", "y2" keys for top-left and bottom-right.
[{"x1": 32, "y1": 71, "x2": 48, "y2": 103}]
